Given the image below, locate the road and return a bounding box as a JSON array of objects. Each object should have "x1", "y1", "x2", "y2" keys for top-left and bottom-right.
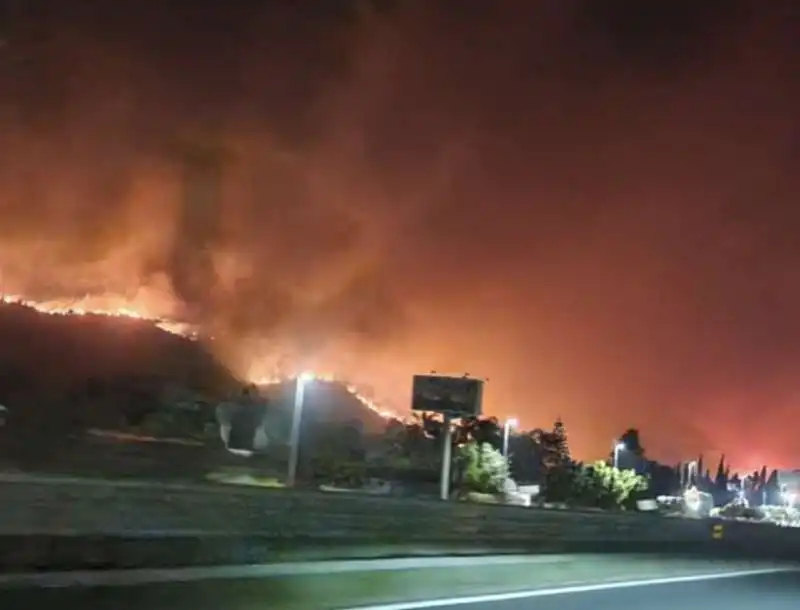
[
  {"x1": 0, "y1": 556, "x2": 797, "y2": 610},
  {"x1": 355, "y1": 570, "x2": 800, "y2": 610}
]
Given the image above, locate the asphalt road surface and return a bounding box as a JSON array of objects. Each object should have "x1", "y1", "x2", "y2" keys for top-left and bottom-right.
[
  {"x1": 354, "y1": 570, "x2": 800, "y2": 610},
  {"x1": 0, "y1": 558, "x2": 797, "y2": 610}
]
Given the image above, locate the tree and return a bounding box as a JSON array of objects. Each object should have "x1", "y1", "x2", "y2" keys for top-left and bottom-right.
[
  {"x1": 536, "y1": 419, "x2": 572, "y2": 472},
  {"x1": 618, "y1": 428, "x2": 645, "y2": 457},
  {"x1": 673, "y1": 462, "x2": 683, "y2": 488},
  {"x1": 460, "y1": 416, "x2": 502, "y2": 449},
  {"x1": 533, "y1": 429, "x2": 555, "y2": 470},
  {"x1": 765, "y1": 469, "x2": 780, "y2": 505},
  {"x1": 381, "y1": 419, "x2": 407, "y2": 454},
  {"x1": 714, "y1": 456, "x2": 724, "y2": 484},
  {"x1": 610, "y1": 428, "x2": 646, "y2": 473},
  {"x1": 506, "y1": 431, "x2": 541, "y2": 483},
  {"x1": 579, "y1": 461, "x2": 648, "y2": 509},
  {"x1": 542, "y1": 460, "x2": 580, "y2": 503},
  {"x1": 551, "y1": 418, "x2": 571, "y2": 463},
  {"x1": 381, "y1": 416, "x2": 436, "y2": 467},
  {"x1": 458, "y1": 441, "x2": 509, "y2": 494},
  {"x1": 696, "y1": 454, "x2": 704, "y2": 483},
  {"x1": 647, "y1": 461, "x2": 679, "y2": 497},
  {"x1": 543, "y1": 460, "x2": 648, "y2": 509}
]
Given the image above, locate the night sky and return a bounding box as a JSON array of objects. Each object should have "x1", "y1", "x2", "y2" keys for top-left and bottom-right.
[{"x1": 0, "y1": 1, "x2": 798, "y2": 470}]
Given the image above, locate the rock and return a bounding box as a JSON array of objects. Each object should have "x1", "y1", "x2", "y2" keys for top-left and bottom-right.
[
  {"x1": 504, "y1": 491, "x2": 531, "y2": 507},
  {"x1": 502, "y1": 477, "x2": 518, "y2": 493},
  {"x1": 636, "y1": 499, "x2": 658, "y2": 512}
]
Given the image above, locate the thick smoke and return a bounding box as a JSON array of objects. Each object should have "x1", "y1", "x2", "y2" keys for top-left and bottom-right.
[
  {"x1": 0, "y1": 1, "x2": 797, "y2": 466},
  {"x1": 0, "y1": 2, "x2": 410, "y2": 374}
]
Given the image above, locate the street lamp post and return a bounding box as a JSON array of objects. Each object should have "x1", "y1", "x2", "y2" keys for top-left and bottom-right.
[
  {"x1": 287, "y1": 372, "x2": 314, "y2": 488},
  {"x1": 686, "y1": 460, "x2": 698, "y2": 491},
  {"x1": 612, "y1": 442, "x2": 626, "y2": 468},
  {"x1": 502, "y1": 417, "x2": 518, "y2": 457}
]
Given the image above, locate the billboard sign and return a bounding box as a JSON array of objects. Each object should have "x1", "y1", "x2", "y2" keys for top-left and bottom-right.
[{"x1": 411, "y1": 375, "x2": 483, "y2": 417}]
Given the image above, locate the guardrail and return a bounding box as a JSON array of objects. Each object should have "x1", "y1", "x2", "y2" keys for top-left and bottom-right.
[{"x1": 2, "y1": 476, "x2": 800, "y2": 571}]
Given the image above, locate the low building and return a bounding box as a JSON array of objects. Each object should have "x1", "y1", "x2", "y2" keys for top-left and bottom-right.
[{"x1": 777, "y1": 470, "x2": 800, "y2": 493}]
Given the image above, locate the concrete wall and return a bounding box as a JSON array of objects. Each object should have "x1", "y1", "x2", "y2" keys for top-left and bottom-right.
[{"x1": 2, "y1": 477, "x2": 799, "y2": 568}]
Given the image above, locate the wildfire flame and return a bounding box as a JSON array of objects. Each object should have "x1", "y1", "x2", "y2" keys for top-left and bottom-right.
[
  {"x1": 0, "y1": 293, "x2": 403, "y2": 423},
  {"x1": 0, "y1": 294, "x2": 195, "y2": 336},
  {"x1": 252, "y1": 372, "x2": 403, "y2": 422}
]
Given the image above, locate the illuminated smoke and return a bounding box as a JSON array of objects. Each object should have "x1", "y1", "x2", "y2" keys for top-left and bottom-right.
[{"x1": 0, "y1": 293, "x2": 193, "y2": 336}]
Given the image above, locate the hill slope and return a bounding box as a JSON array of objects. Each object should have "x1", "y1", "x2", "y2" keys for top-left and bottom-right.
[
  {"x1": 0, "y1": 301, "x2": 241, "y2": 432},
  {"x1": 258, "y1": 379, "x2": 394, "y2": 438},
  {"x1": 0, "y1": 301, "x2": 398, "y2": 438}
]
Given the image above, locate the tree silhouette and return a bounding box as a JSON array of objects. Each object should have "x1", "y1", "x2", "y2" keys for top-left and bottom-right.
[
  {"x1": 609, "y1": 428, "x2": 645, "y2": 471},
  {"x1": 507, "y1": 432, "x2": 540, "y2": 482},
  {"x1": 714, "y1": 455, "x2": 728, "y2": 491},
  {"x1": 703, "y1": 469, "x2": 712, "y2": 490},
  {"x1": 618, "y1": 428, "x2": 645, "y2": 456},
  {"x1": 696, "y1": 454, "x2": 704, "y2": 484},
  {"x1": 460, "y1": 416, "x2": 501, "y2": 449},
  {"x1": 396, "y1": 414, "x2": 436, "y2": 455},
  {"x1": 551, "y1": 418, "x2": 571, "y2": 463},
  {"x1": 765, "y1": 469, "x2": 780, "y2": 504},
  {"x1": 536, "y1": 419, "x2": 572, "y2": 472}
]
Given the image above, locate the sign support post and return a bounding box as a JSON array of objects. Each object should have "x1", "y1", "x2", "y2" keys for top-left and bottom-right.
[
  {"x1": 411, "y1": 373, "x2": 485, "y2": 502},
  {"x1": 440, "y1": 413, "x2": 453, "y2": 501}
]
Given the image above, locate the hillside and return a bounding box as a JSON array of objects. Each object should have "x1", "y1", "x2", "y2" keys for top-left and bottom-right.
[
  {"x1": 258, "y1": 379, "x2": 395, "y2": 439},
  {"x1": 0, "y1": 300, "x2": 241, "y2": 432},
  {"x1": 0, "y1": 301, "x2": 398, "y2": 439},
  {"x1": 0, "y1": 300, "x2": 411, "y2": 481}
]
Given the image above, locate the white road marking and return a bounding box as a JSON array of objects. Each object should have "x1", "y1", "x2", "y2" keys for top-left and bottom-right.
[
  {"x1": 0, "y1": 554, "x2": 570, "y2": 589},
  {"x1": 341, "y1": 567, "x2": 800, "y2": 610}
]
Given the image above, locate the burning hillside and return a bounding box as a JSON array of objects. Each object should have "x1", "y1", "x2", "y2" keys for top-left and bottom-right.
[
  {"x1": 255, "y1": 376, "x2": 397, "y2": 437},
  {"x1": 0, "y1": 297, "x2": 235, "y2": 430},
  {"x1": 254, "y1": 372, "x2": 401, "y2": 425},
  {"x1": 0, "y1": 294, "x2": 402, "y2": 431},
  {"x1": 0, "y1": 294, "x2": 195, "y2": 336}
]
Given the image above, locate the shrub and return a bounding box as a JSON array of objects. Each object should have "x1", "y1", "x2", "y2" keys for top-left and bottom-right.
[
  {"x1": 312, "y1": 458, "x2": 367, "y2": 488},
  {"x1": 544, "y1": 460, "x2": 648, "y2": 509},
  {"x1": 458, "y1": 441, "x2": 509, "y2": 494}
]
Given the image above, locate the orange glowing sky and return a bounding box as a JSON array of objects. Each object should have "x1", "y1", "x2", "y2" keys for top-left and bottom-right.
[{"x1": 0, "y1": 1, "x2": 798, "y2": 470}]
